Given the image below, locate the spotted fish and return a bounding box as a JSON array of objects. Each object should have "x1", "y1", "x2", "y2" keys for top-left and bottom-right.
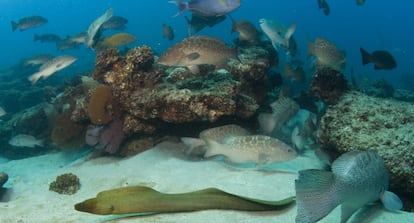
[
  {"x1": 85, "y1": 8, "x2": 113, "y2": 48},
  {"x1": 158, "y1": 35, "x2": 238, "y2": 69},
  {"x1": 308, "y1": 37, "x2": 346, "y2": 71}
]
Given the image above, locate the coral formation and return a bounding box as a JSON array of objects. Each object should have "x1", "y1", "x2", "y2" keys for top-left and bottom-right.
[
  {"x1": 309, "y1": 68, "x2": 349, "y2": 104},
  {"x1": 85, "y1": 119, "x2": 126, "y2": 154},
  {"x1": 87, "y1": 84, "x2": 113, "y2": 125},
  {"x1": 49, "y1": 173, "x2": 80, "y2": 195},
  {"x1": 51, "y1": 109, "x2": 86, "y2": 149},
  {"x1": 317, "y1": 91, "x2": 414, "y2": 207}
]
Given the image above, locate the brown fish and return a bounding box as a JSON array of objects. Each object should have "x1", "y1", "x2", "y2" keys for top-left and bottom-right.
[
  {"x1": 284, "y1": 62, "x2": 306, "y2": 82},
  {"x1": 158, "y1": 36, "x2": 238, "y2": 69},
  {"x1": 356, "y1": 0, "x2": 366, "y2": 6},
  {"x1": 162, "y1": 24, "x2": 175, "y2": 41},
  {"x1": 33, "y1": 33, "x2": 61, "y2": 43},
  {"x1": 95, "y1": 32, "x2": 137, "y2": 51},
  {"x1": 308, "y1": 37, "x2": 346, "y2": 71},
  {"x1": 231, "y1": 18, "x2": 261, "y2": 43},
  {"x1": 101, "y1": 16, "x2": 128, "y2": 30},
  {"x1": 185, "y1": 13, "x2": 226, "y2": 34},
  {"x1": 11, "y1": 15, "x2": 47, "y2": 31},
  {"x1": 360, "y1": 48, "x2": 397, "y2": 70}
]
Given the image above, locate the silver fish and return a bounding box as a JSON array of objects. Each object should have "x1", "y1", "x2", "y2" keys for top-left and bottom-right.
[
  {"x1": 85, "y1": 8, "x2": 113, "y2": 48},
  {"x1": 259, "y1": 18, "x2": 296, "y2": 52},
  {"x1": 169, "y1": 0, "x2": 240, "y2": 17},
  {"x1": 28, "y1": 55, "x2": 76, "y2": 84},
  {"x1": 204, "y1": 135, "x2": 297, "y2": 165},
  {"x1": 295, "y1": 150, "x2": 403, "y2": 223},
  {"x1": 24, "y1": 54, "x2": 54, "y2": 66},
  {"x1": 9, "y1": 134, "x2": 44, "y2": 148}
]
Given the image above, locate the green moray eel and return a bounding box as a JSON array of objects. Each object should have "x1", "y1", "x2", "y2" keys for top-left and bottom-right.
[{"x1": 74, "y1": 186, "x2": 295, "y2": 215}]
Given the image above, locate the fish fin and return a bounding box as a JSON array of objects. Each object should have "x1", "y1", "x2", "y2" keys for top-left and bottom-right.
[
  {"x1": 340, "y1": 202, "x2": 365, "y2": 223},
  {"x1": 284, "y1": 23, "x2": 296, "y2": 47},
  {"x1": 257, "y1": 113, "x2": 276, "y2": 135},
  {"x1": 187, "y1": 65, "x2": 200, "y2": 74},
  {"x1": 28, "y1": 72, "x2": 41, "y2": 85},
  {"x1": 180, "y1": 137, "x2": 206, "y2": 156},
  {"x1": 37, "y1": 139, "x2": 45, "y2": 147},
  {"x1": 360, "y1": 47, "x2": 372, "y2": 65},
  {"x1": 186, "y1": 52, "x2": 200, "y2": 61},
  {"x1": 295, "y1": 169, "x2": 340, "y2": 223},
  {"x1": 203, "y1": 139, "x2": 222, "y2": 158},
  {"x1": 307, "y1": 40, "x2": 314, "y2": 57},
  {"x1": 169, "y1": 1, "x2": 188, "y2": 17},
  {"x1": 380, "y1": 191, "x2": 403, "y2": 211},
  {"x1": 11, "y1": 21, "x2": 18, "y2": 32}
]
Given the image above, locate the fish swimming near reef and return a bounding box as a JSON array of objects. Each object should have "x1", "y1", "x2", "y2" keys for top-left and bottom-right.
[
  {"x1": 204, "y1": 135, "x2": 297, "y2": 165},
  {"x1": 158, "y1": 35, "x2": 238, "y2": 70},
  {"x1": 259, "y1": 18, "x2": 296, "y2": 53},
  {"x1": 185, "y1": 13, "x2": 227, "y2": 34},
  {"x1": 28, "y1": 55, "x2": 76, "y2": 84},
  {"x1": 85, "y1": 8, "x2": 113, "y2": 48},
  {"x1": 231, "y1": 18, "x2": 261, "y2": 43},
  {"x1": 360, "y1": 48, "x2": 397, "y2": 70},
  {"x1": 162, "y1": 24, "x2": 175, "y2": 41},
  {"x1": 169, "y1": 0, "x2": 241, "y2": 17},
  {"x1": 0, "y1": 106, "x2": 6, "y2": 117},
  {"x1": 308, "y1": 37, "x2": 346, "y2": 71},
  {"x1": 8, "y1": 134, "x2": 44, "y2": 148},
  {"x1": 11, "y1": 15, "x2": 48, "y2": 31},
  {"x1": 67, "y1": 32, "x2": 88, "y2": 44},
  {"x1": 295, "y1": 150, "x2": 403, "y2": 223},
  {"x1": 24, "y1": 54, "x2": 54, "y2": 66},
  {"x1": 101, "y1": 16, "x2": 128, "y2": 30},
  {"x1": 95, "y1": 32, "x2": 137, "y2": 51},
  {"x1": 356, "y1": 0, "x2": 366, "y2": 6},
  {"x1": 317, "y1": 0, "x2": 330, "y2": 15},
  {"x1": 284, "y1": 62, "x2": 306, "y2": 83}
]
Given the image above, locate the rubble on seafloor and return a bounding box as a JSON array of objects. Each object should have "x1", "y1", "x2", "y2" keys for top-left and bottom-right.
[{"x1": 317, "y1": 91, "x2": 414, "y2": 209}]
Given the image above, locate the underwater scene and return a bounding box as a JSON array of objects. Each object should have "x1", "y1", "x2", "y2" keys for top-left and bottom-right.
[{"x1": 0, "y1": 0, "x2": 413, "y2": 222}]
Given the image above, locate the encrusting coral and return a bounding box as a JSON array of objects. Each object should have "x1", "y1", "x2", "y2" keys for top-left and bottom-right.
[
  {"x1": 87, "y1": 84, "x2": 113, "y2": 125},
  {"x1": 309, "y1": 68, "x2": 349, "y2": 104},
  {"x1": 317, "y1": 91, "x2": 414, "y2": 208},
  {"x1": 49, "y1": 173, "x2": 80, "y2": 195}
]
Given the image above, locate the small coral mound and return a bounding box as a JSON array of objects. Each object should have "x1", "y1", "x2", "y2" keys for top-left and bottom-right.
[
  {"x1": 309, "y1": 68, "x2": 349, "y2": 104},
  {"x1": 49, "y1": 173, "x2": 80, "y2": 195},
  {"x1": 87, "y1": 85, "x2": 113, "y2": 125},
  {"x1": 317, "y1": 91, "x2": 414, "y2": 208}
]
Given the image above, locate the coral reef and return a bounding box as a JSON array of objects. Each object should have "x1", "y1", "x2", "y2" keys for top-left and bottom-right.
[
  {"x1": 85, "y1": 119, "x2": 126, "y2": 154},
  {"x1": 49, "y1": 173, "x2": 80, "y2": 195},
  {"x1": 309, "y1": 68, "x2": 349, "y2": 104},
  {"x1": 317, "y1": 91, "x2": 414, "y2": 207},
  {"x1": 363, "y1": 78, "x2": 395, "y2": 98},
  {"x1": 51, "y1": 109, "x2": 86, "y2": 149},
  {"x1": 87, "y1": 85, "x2": 114, "y2": 125}
]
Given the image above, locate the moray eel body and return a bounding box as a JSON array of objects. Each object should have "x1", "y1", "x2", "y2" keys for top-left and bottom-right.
[{"x1": 75, "y1": 186, "x2": 295, "y2": 215}]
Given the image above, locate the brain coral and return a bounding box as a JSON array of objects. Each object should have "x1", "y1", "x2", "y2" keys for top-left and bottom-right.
[
  {"x1": 318, "y1": 91, "x2": 414, "y2": 206},
  {"x1": 87, "y1": 85, "x2": 113, "y2": 125}
]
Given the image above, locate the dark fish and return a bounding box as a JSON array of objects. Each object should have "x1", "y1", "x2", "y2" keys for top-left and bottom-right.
[
  {"x1": 284, "y1": 62, "x2": 306, "y2": 83},
  {"x1": 295, "y1": 150, "x2": 403, "y2": 223},
  {"x1": 169, "y1": 0, "x2": 240, "y2": 17},
  {"x1": 360, "y1": 48, "x2": 397, "y2": 70},
  {"x1": 33, "y1": 33, "x2": 62, "y2": 43},
  {"x1": 11, "y1": 15, "x2": 47, "y2": 32},
  {"x1": 230, "y1": 18, "x2": 261, "y2": 43},
  {"x1": 356, "y1": 0, "x2": 366, "y2": 6},
  {"x1": 317, "y1": 0, "x2": 330, "y2": 15},
  {"x1": 101, "y1": 16, "x2": 128, "y2": 30},
  {"x1": 185, "y1": 13, "x2": 226, "y2": 34},
  {"x1": 56, "y1": 39, "x2": 81, "y2": 51},
  {"x1": 24, "y1": 54, "x2": 54, "y2": 66},
  {"x1": 162, "y1": 24, "x2": 175, "y2": 40}
]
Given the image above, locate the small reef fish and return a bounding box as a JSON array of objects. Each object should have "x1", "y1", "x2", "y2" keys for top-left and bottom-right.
[
  {"x1": 204, "y1": 135, "x2": 297, "y2": 165},
  {"x1": 24, "y1": 54, "x2": 54, "y2": 66},
  {"x1": 8, "y1": 134, "x2": 44, "y2": 148},
  {"x1": 231, "y1": 18, "x2": 261, "y2": 43},
  {"x1": 85, "y1": 8, "x2": 113, "y2": 48},
  {"x1": 101, "y1": 16, "x2": 128, "y2": 30},
  {"x1": 169, "y1": 0, "x2": 241, "y2": 17},
  {"x1": 295, "y1": 150, "x2": 403, "y2": 223},
  {"x1": 11, "y1": 15, "x2": 47, "y2": 31},
  {"x1": 0, "y1": 106, "x2": 6, "y2": 117},
  {"x1": 33, "y1": 33, "x2": 62, "y2": 43},
  {"x1": 67, "y1": 32, "x2": 88, "y2": 44},
  {"x1": 185, "y1": 13, "x2": 226, "y2": 34},
  {"x1": 158, "y1": 35, "x2": 238, "y2": 69},
  {"x1": 56, "y1": 39, "x2": 81, "y2": 51},
  {"x1": 162, "y1": 24, "x2": 175, "y2": 41},
  {"x1": 95, "y1": 32, "x2": 137, "y2": 51},
  {"x1": 308, "y1": 37, "x2": 346, "y2": 71},
  {"x1": 360, "y1": 48, "x2": 397, "y2": 70},
  {"x1": 28, "y1": 55, "x2": 76, "y2": 84},
  {"x1": 317, "y1": 0, "x2": 330, "y2": 16},
  {"x1": 284, "y1": 62, "x2": 306, "y2": 83},
  {"x1": 259, "y1": 18, "x2": 296, "y2": 52}
]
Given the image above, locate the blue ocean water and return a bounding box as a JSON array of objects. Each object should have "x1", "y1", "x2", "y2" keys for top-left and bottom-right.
[{"x1": 0, "y1": 0, "x2": 412, "y2": 87}]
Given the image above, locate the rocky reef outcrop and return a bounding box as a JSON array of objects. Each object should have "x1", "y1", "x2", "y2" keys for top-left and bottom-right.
[{"x1": 317, "y1": 91, "x2": 414, "y2": 207}]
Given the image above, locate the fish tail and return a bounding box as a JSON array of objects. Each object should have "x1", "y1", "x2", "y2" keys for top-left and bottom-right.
[
  {"x1": 359, "y1": 47, "x2": 372, "y2": 65},
  {"x1": 11, "y1": 21, "x2": 18, "y2": 32},
  {"x1": 307, "y1": 40, "x2": 314, "y2": 57},
  {"x1": 295, "y1": 169, "x2": 341, "y2": 223},
  {"x1": 203, "y1": 139, "x2": 221, "y2": 158},
  {"x1": 284, "y1": 23, "x2": 296, "y2": 47},
  {"x1": 168, "y1": 1, "x2": 188, "y2": 17}
]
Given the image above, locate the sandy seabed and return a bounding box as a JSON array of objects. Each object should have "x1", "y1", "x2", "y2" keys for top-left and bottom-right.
[{"x1": 0, "y1": 141, "x2": 412, "y2": 223}]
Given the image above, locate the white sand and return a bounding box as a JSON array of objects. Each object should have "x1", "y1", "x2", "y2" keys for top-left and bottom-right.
[{"x1": 0, "y1": 141, "x2": 412, "y2": 223}]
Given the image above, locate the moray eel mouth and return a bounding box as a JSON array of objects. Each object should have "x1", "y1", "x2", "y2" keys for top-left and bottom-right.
[{"x1": 75, "y1": 185, "x2": 295, "y2": 216}]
